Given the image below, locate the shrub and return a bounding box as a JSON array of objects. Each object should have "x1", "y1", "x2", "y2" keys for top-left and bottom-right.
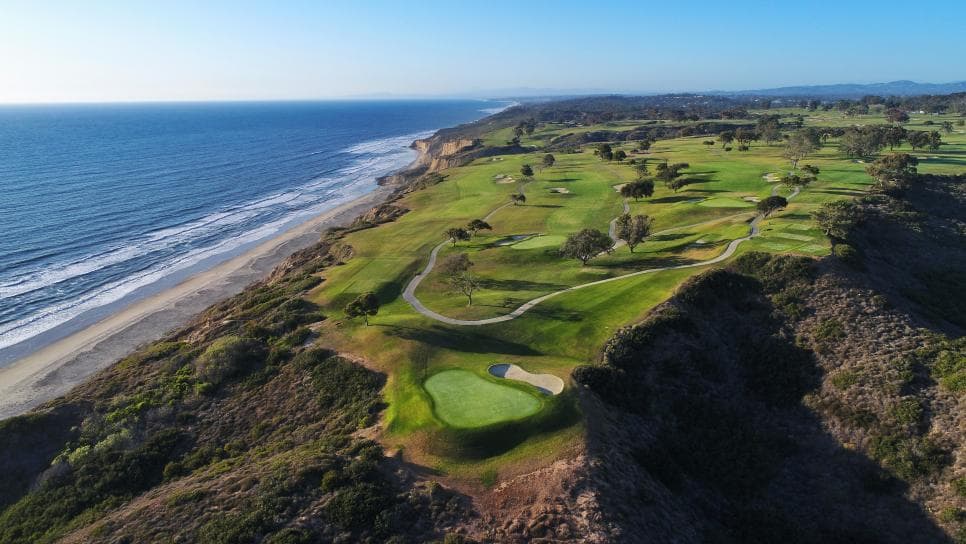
[
  {"x1": 830, "y1": 370, "x2": 859, "y2": 390},
  {"x1": 814, "y1": 318, "x2": 845, "y2": 342},
  {"x1": 325, "y1": 483, "x2": 393, "y2": 530},
  {"x1": 832, "y1": 243, "x2": 862, "y2": 267},
  {"x1": 194, "y1": 336, "x2": 266, "y2": 387}
]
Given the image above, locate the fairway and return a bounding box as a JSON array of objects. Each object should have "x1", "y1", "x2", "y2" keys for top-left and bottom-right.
[
  {"x1": 697, "y1": 197, "x2": 755, "y2": 208},
  {"x1": 424, "y1": 370, "x2": 542, "y2": 428},
  {"x1": 510, "y1": 234, "x2": 566, "y2": 249}
]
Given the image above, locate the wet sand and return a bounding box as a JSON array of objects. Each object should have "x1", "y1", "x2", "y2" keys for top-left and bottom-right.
[{"x1": 0, "y1": 185, "x2": 394, "y2": 419}]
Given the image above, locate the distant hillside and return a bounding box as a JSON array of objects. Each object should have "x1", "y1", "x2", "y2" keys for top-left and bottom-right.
[{"x1": 718, "y1": 80, "x2": 966, "y2": 98}]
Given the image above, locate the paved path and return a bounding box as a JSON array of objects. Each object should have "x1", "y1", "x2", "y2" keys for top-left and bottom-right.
[{"x1": 401, "y1": 183, "x2": 799, "y2": 326}]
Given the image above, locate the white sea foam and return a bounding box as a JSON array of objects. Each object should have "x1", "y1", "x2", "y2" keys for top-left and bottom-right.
[{"x1": 0, "y1": 130, "x2": 422, "y2": 351}]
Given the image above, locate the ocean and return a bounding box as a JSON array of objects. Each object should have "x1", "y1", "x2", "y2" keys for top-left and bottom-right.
[{"x1": 0, "y1": 100, "x2": 500, "y2": 363}]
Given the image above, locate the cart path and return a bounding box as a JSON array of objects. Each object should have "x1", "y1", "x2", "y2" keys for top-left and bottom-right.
[{"x1": 401, "y1": 184, "x2": 798, "y2": 326}]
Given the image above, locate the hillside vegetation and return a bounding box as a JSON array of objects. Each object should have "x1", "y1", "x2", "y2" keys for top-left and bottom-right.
[{"x1": 0, "y1": 95, "x2": 964, "y2": 542}]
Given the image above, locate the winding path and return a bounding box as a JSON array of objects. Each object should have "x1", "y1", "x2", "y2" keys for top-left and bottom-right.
[{"x1": 401, "y1": 182, "x2": 799, "y2": 326}]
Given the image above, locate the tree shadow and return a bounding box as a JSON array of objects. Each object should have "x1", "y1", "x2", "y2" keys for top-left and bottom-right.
[
  {"x1": 525, "y1": 204, "x2": 565, "y2": 209},
  {"x1": 649, "y1": 195, "x2": 695, "y2": 204},
  {"x1": 477, "y1": 278, "x2": 569, "y2": 291},
  {"x1": 384, "y1": 325, "x2": 541, "y2": 355},
  {"x1": 649, "y1": 232, "x2": 694, "y2": 241}
]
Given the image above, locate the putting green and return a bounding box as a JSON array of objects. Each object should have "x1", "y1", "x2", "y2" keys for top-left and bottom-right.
[
  {"x1": 697, "y1": 197, "x2": 754, "y2": 208},
  {"x1": 510, "y1": 234, "x2": 566, "y2": 249},
  {"x1": 424, "y1": 370, "x2": 542, "y2": 428}
]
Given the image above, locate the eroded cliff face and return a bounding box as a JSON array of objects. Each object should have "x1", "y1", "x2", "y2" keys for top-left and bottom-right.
[{"x1": 412, "y1": 136, "x2": 480, "y2": 172}]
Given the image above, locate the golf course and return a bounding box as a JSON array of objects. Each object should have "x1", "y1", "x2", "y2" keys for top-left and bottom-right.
[{"x1": 308, "y1": 106, "x2": 966, "y2": 477}]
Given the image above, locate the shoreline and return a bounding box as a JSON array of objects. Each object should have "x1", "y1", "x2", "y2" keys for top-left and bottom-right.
[{"x1": 0, "y1": 176, "x2": 405, "y2": 419}]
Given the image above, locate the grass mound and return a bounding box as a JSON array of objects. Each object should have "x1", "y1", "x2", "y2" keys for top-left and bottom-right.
[{"x1": 424, "y1": 370, "x2": 541, "y2": 428}]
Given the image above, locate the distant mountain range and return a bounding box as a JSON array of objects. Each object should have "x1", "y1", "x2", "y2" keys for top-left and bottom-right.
[{"x1": 712, "y1": 80, "x2": 966, "y2": 98}]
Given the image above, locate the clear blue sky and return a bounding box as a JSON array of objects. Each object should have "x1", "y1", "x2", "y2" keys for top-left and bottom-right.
[{"x1": 2, "y1": 0, "x2": 964, "y2": 103}]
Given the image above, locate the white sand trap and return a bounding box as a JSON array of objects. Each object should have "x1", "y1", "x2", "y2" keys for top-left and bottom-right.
[
  {"x1": 494, "y1": 175, "x2": 517, "y2": 184},
  {"x1": 742, "y1": 196, "x2": 761, "y2": 202},
  {"x1": 549, "y1": 187, "x2": 571, "y2": 194},
  {"x1": 613, "y1": 183, "x2": 628, "y2": 193},
  {"x1": 488, "y1": 364, "x2": 564, "y2": 395},
  {"x1": 762, "y1": 173, "x2": 780, "y2": 182}
]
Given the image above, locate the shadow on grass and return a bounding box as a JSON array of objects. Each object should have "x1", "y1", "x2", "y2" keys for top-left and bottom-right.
[
  {"x1": 478, "y1": 278, "x2": 568, "y2": 291},
  {"x1": 650, "y1": 232, "x2": 695, "y2": 242},
  {"x1": 595, "y1": 255, "x2": 696, "y2": 270},
  {"x1": 385, "y1": 325, "x2": 542, "y2": 356},
  {"x1": 525, "y1": 204, "x2": 565, "y2": 209},
  {"x1": 649, "y1": 195, "x2": 696, "y2": 204}
]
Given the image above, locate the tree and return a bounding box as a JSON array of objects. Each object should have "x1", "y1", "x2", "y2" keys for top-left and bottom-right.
[
  {"x1": 757, "y1": 195, "x2": 787, "y2": 217},
  {"x1": 615, "y1": 213, "x2": 652, "y2": 252},
  {"x1": 510, "y1": 193, "x2": 526, "y2": 205},
  {"x1": 439, "y1": 252, "x2": 473, "y2": 276},
  {"x1": 439, "y1": 254, "x2": 480, "y2": 306},
  {"x1": 780, "y1": 174, "x2": 812, "y2": 188},
  {"x1": 812, "y1": 201, "x2": 859, "y2": 246},
  {"x1": 884, "y1": 125, "x2": 907, "y2": 150},
  {"x1": 941, "y1": 121, "x2": 954, "y2": 134},
  {"x1": 633, "y1": 159, "x2": 649, "y2": 178},
  {"x1": 885, "y1": 108, "x2": 909, "y2": 124},
  {"x1": 466, "y1": 219, "x2": 492, "y2": 236},
  {"x1": 907, "y1": 130, "x2": 931, "y2": 150},
  {"x1": 718, "y1": 130, "x2": 735, "y2": 148},
  {"x1": 445, "y1": 227, "x2": 470, "y2": 246},
  {"x1": 865, "y1": 153, "x2": 918, "y2": 194},
  {"x1": 541, "y1": 153, "x2": 556, "y2": 170},
  {"x1": 656, "y1": 162, "x2": 689, "y2": 191},
  {"x1": 800, "y1": 164, "x2": 820, "y2": 177},
  {"x1": 344, "y1": 292, "x2": 379, "y2": 326},
  {"x1": 620, "y1": 179, "x2": 655, "y2": 201},
  {"x1": 614, "y1": 149, "x2": 627, "y2": 163},
  {"x1": 927, "y1": 131, "x2": 943, "y2": 151},
  {"x1": 735, "y1": 127, "x2": 755, "y2": 148},
  {"x1": 596, "y1": 143, "x2": 613, "y2": 161},
  {"x1": 783, "y1": 130, "x2": 818, "y2": 169},
  {"x1": 520, "y1": 164, "x2": 534, "y2": 180},
  {"x1": 560, "y1": 228, "x2": 613, "y2": 265},
  {"x1": 637, "y1": 139, "x2": 652, "y2": 152},
  {"x1": 756, "y1": 115, "x2": 782, "y2": 146}
]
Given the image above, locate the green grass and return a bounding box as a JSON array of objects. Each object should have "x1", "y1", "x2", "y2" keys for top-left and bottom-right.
[
  {"x1": 424, "y1": 370, "x2": 542, "y2": 428},
  {"x1": 304, "y1": 107, "x2": 966, "y2": 471}
]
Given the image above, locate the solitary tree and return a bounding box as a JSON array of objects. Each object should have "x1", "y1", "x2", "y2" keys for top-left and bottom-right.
[
  {"x1": 941, "y1": 121, "x2": 954, "y2": 134},
  {"x1": 445, "y1": 227, "x2": 471, "y2": 246},
  {"x1": 542, "y1": 153, "x2": 556, "y2": 170},
  {"x1": 510, "y1": 193, "x2": 527, "y2": 206},
  {"x1": 560, "y1": 228, "x2": 613, "y2": 265},
  {"x1": 783, "y1": 130, "x2": 818, "y2": 169},
  {"x1": 885, "y1": 108, "x2": 910, "y2": 124},
  {"x1": 520, "y1": 164, "x2": 534, "y2": 180},
  {"x1": 811, "y1": 200, "x2": 859, "y2": 246},
  {"x1": 756, "y1": 115, "x2": 782, "y2": 145},
  {"x1": 596, "y1": 143, "x2": 613, "y2": 161},
  {"x1": 615, "y1": 213, "x2": 652, "y2": 252},
  {"x1": 634, "y1": 159, "x2": 649, "y2": 178},
  {"x1": 620, "y1": 179, "x2": 655, "y2": 201},
  {"x1": 718, "y1": 130, "x2": 735, "y2": 149},
  {"x1": 438, "y1": 254, "x2": 480, "y2": 306},
  {"x1": 637, "y1": 139, "x2": 652, "y2": 152},
  {"x1": 757, "y1": 195, "x2": 788, "y2": 217},
  {"x1": 614, "y1": 149, "x2": 627, "y2": 163},
  {"x1": 344, "y1": 292, "x2": 379, "y2": 326},
  {"x1": 466, "y1": 219, "x2": 492, "y2": 236}
]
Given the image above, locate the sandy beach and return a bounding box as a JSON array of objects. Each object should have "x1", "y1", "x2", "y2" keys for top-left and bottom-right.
[{"x1": 0, "y1": 184, "x2": 396, "y2": 419}]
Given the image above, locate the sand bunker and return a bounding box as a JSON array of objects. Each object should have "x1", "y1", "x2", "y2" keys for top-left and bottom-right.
[
  {"x1": 742, "y1": 196, "x2": 761, "y2": 202},
  {"x1": 762, "y1": 173, "x2": 780, "y2": 182},
  {"x1": 613, "y1": 183, "x2": 628, "y2": 193},
  {"x1": 548, "y1": 187, "x2": 571, "y2": 194},
  {"x1": 489, "y1": 363, "x2": 564, "y2": 395},
  {"x1": 493, "y1": 174, "x2": 517, "y2": 184}
]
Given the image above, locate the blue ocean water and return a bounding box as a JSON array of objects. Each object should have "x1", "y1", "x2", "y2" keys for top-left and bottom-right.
[{"x1": 0, "y1": 100, "x2": 499, "y2": 360}]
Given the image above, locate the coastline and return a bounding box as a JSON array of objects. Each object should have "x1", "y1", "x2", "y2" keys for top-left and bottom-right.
[{"x1": 0, "y1": 173, "x2": 405, "y2": 419}]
